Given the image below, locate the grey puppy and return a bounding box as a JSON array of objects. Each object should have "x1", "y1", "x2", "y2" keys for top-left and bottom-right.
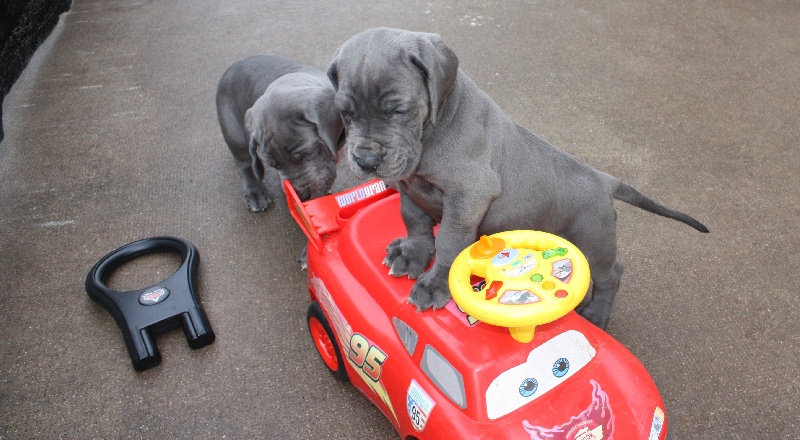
[
  {"x1": 327, "y1": 28, "x2": 709, "y2": 328},
  {"x1": 216, "y1": 55, "x2": 344, "y2": 210}
]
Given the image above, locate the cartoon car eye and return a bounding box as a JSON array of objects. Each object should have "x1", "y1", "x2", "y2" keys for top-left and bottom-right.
[
  {"x1": 552, "y1": 358, "x2": 569, "y2": 377},
  {"x1": 519, "y1": 378, "x2": 538, "y2": 397}
]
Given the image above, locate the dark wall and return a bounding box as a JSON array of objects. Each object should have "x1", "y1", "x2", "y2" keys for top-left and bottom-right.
[{"x1": 1, "y1": 0, "x2": 72, "y2": 142}]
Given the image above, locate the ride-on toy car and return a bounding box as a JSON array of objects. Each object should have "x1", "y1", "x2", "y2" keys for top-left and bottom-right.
[{"x1": 285, "y1": 179, "x2": 667, "y2": 440}]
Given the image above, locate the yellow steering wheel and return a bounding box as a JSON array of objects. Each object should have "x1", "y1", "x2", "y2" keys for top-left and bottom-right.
[{"x1": 449, "y1": 230, "x2": 591, "y2": 343}]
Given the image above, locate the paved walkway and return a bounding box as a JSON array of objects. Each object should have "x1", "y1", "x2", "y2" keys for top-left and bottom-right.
[{"x1": 2, "y1": 1, "x2": 798, "y2": 438}]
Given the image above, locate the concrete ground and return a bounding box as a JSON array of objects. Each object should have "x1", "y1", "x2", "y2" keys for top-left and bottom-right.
[{"x1": 2, "y1": 1, "x2": 798, "y2": 438}]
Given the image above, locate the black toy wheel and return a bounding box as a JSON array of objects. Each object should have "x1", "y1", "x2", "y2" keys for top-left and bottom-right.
[{"x1": 307, "y1": 302, "x2": 348, "y2": 382}]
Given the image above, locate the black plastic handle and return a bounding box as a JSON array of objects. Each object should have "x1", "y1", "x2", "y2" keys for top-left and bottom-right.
[{"x1": 85, "y1": 237, "x2": 215, "y2": 371}]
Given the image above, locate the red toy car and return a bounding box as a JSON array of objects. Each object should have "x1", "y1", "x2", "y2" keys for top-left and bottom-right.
[{"x1": 285, "y1": 179, "x2": 667, "y2": 440}]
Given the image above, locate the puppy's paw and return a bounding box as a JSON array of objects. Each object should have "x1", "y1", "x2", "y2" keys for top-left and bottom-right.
[
  {"x1": 297, "y1": 245, "x2": 308, "y2": 271},
  {"x1": 384, "y1": 236, "x2": 434, "y2": 279},
  {"x1": 576, "y1": 300, "x2": 611, "y2": 329},
  {"x1": 243, "y1": 186, "x2": 273, "y2": 212},
  {"x1": 407, "y1": 267, "x2": 451, "y2": 311}
]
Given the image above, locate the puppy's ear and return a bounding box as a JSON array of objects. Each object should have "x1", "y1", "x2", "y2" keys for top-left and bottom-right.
[
  {"x1": 326, "y1": 53, "x2": 339, "y2": 91},
  {"x1": 245, "y1": 108, "x2": 267, "y2": 181},
  {"x1": 306, "y1": 88, "x2": 345, "y2": 158},
  {"x1": 410, "y1": 33, "x2": 459, "y2": 126},
  {"x1": 249, "y1": 137, "x2": 265, "y2": 181}
]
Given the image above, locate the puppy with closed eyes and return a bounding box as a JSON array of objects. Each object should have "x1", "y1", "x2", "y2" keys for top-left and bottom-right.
[
  {"x1": 327, "y1": 28, "x2": 708, "y2": 328},
  {"x1": 216, "y1": 54, "x2": 344, "y2": 211}
]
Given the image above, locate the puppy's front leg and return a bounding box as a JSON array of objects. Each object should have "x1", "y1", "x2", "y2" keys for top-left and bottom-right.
[
  {"x1": 408, "y1": 190, "x2": 495, "y2": 310},
  {"x1": 384, "y1": 189, "x2": 436, "y2": 278},
  {"x1": 234, "y1": 157, "x2": 273, "y2": 211}
]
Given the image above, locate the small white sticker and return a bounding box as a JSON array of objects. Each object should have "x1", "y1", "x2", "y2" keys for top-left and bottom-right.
[
  {"x1": 334, "y1": 180, "x2": 387, "y2": 207},
  {"x1": 649, "y1": 407, "x2": 665, "y2": 440},
  {"x1": 499, "y1": 290, "x2": 541, "y2": 305},
  {"x1": 506, "y1": 259, "x2": 537, "y2": 277},
  {"x1": 492, "y1": 249, "x2": 518, "y2": 267},
  {"x1": 407, "y1": 379, "x2": 436, "y2": 432},
  {"x1": 551, "y1": 258, "x2": 573, "y2": 282}
]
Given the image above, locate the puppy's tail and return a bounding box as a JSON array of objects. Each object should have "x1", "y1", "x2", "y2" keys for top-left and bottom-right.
[{"x1": 613, "y1": 181, "x2": 709, "y2": 233}]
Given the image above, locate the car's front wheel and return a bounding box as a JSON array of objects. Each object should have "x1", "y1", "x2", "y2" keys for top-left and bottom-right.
[{"x1": 307, "y1": 301, "x2": 349, "y2": 382}]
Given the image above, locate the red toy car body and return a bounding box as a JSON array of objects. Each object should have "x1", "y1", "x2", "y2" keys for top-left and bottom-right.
[{"x1": 285, "y1": 179, "x2": 667, "y2": 440}]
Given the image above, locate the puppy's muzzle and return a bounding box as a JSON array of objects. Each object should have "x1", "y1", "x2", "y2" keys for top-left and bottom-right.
[{"x1": 353, "y1": 140, "x2": 385, "y2": 172}]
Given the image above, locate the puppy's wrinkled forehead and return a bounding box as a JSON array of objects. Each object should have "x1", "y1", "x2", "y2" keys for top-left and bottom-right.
[
  {"x1": 333, "y1": 29, "x2": 426, "y2": 102},
  {"x1": 267, "y1": 74, "x2": 325, "y2": 116}
]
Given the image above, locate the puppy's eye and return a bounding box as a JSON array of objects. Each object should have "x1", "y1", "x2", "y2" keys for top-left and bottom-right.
[
  {"x1": 390, "y1": 108, "x2": 408, "y2": 119},
  {"x1": 266, "y1": 153, "x2": 279, "y2": 169}
]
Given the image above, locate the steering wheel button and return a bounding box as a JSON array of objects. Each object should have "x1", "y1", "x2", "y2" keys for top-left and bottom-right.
[
  {"x1": 499, "y1": 290, "x2": 541, "y2": 305},
  {"x1": 551, "y1": 258, "x2": 573, "y2": 283},
  {"x1": 530, "y1": 273, "x2": 544, "y2": 283},
  {"x1": 470, "y1": 235, "x2": 506, "y2": 259},
  {"x1": 486, "y1": 280, "x2": 503, "y2": 300},
  {"x1": 554, "y1": 289, "x2": 568, "y2": 298},
  {"x1": 542, "y1": 281, "x2": 556, "y2": 290},
  {"x1": 542, "y1": 247, "x2": 568, "y2": 259}
]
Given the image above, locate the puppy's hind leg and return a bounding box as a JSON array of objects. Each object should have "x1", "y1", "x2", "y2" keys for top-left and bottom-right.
[
  {"x1": 577, "y1": 260, "x2": 623, "y2": 329},
  {"x1": 568, "y1": 213, "x2": 623, "y2": 329},
  {"x1": 297, "y1": 244, "x2": 308, "y2": 270}
]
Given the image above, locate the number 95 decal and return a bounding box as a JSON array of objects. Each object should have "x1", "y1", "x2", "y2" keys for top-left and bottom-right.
[{"x1": 348, "y1": 333, "x2": 387, "y2": 382}]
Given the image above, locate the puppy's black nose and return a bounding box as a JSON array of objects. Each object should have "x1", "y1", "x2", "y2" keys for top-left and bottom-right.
[
  {"x1": 353, "y1": 141, "x2": 383, "y2": 172},
  {"x1": 355, "y1": 152, "x2": 382, "y2": 172}
]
